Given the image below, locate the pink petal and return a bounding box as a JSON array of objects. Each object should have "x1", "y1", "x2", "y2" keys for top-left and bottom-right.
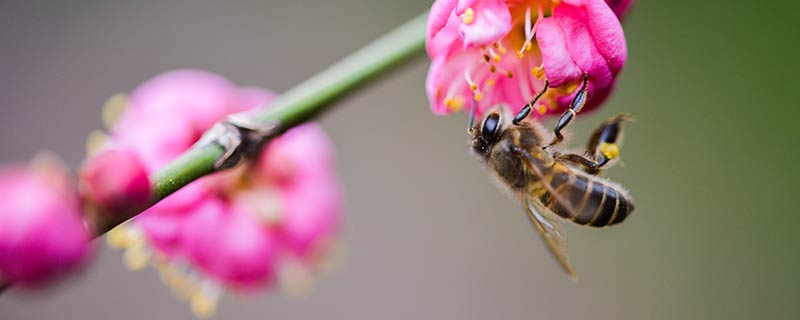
[
  {"x1": 537, "y1": 0, "x2": 626, "y2": 111},
  {"x1": 456, "y1": 0, "x2": 512, "y2": 48}
]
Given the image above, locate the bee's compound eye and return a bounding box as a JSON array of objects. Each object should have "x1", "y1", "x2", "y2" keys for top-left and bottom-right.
[{"x1": 481, "y1": 112, "x2": 501, "y2": 143}]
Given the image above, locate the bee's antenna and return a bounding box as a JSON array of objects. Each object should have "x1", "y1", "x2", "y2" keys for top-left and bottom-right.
[{"x1": 467, "y1": 98, "x2": 477, "y2": 133}]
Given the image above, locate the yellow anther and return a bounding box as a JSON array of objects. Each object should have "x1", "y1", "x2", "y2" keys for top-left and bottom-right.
[
  {"x1": 444, "y1": 97, "x2": 465, "y2": 111},
  {"x1": 532, "y1": 66, "x2": 546, "y2": 79},
  {"x1": 473, "y1": 91, "x2": 484, "y2": 101},
  {"x1": 190, "y1": 293, "x2": 217, "y2": 318},
  {"x1": 123, "y1": 246, "x2": 150, "y2": 271},
  {"x1": 496, "y1": 43, "x2": 507, "y2": 54},
  {"x1": 102, "y1": 93, "x2": 128, "y2": 130},
  {"x1": 537, "y1": 105, "x2": 548, "y2": 115},
  {"x1": 279, "y1": 262, "x2": 316, "y2": 298},
  {"x1": 469, "y1": 83, "x2": 478, "y2": 91},
  {"x1": 460, "y1": 7, "x2": 475, "y2": 24},
  {"x1": 489, "y1": 65, "x2": 497, "y2": 73},
  {"x1": 486, "y1": 79, "x2": 496, "y2": 86},
  {"x1": 106, "y1": 226, "x2": 131, "y2": 249},
  {"x1": 599, "y1": 142, "x2": 620, "y2": 160},
  {"x1": 85, "y1": 130, "x2": 108, "y2": 156},
  {"x1": 506, "y1": 71, "x2": 514, "y2": 78}
]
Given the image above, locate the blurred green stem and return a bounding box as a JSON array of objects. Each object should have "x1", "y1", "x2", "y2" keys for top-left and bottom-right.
[{"x1": 96, "y1": 11, "x2": 428, "y2": 235}]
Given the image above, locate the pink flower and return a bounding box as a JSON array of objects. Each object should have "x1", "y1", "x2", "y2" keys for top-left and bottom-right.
[
  {"x1": 0, "y1": 154, "x2": 92, "y2": 287},
  {"x1": 426, "y1": 0, "x2": 628, "y2": 117},
  {"x1": 79, "y1": 149, "x2": 151, "y2": 213},
  {"x1": 101, "y1": 70, "x2": 343, "y2": 317}
]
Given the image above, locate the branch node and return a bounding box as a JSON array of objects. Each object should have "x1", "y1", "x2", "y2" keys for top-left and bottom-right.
[{"x1": 192, "y1": 114, "x2": 281, "y2": 171}]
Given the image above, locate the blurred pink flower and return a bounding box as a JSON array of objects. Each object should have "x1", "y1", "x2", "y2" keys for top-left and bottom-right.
[
  {"x1": 0, "y1": 155, "x2": 93, "y2": 287},
  {"x1": 101, "y1": 70, "x2": 343, "y2": 317},
  {"x1": 79, "y1": 149, "x2": 151, "y2": 213},
  {"x1": 426, "y1": 0, "x2": 628, "y2": 117}
]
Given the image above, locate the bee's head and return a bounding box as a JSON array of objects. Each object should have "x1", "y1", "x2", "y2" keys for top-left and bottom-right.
[{"x1": 469, "y1": 105, "x2": 508, "y2": 155}]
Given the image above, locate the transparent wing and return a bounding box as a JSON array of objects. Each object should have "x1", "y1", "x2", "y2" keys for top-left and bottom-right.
[{"x1": 524, "y1": 197, "x2": 577, "y2": 279}]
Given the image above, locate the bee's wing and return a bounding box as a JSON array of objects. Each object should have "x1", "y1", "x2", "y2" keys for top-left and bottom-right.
[
  {"x1": 511, "y1": 146, "x2": 577, "y2": 278},
  {"x1": 524, "y1": 197, "x2": 577, "y2": 279}
]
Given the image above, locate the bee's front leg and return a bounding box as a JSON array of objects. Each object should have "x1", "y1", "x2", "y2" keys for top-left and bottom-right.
[{"x1": 547, "y1": 74, "x2": 590, "y2": 148}]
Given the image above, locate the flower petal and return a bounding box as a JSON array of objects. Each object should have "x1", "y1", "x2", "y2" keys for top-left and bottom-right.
[{"x1": 456, "y1": 0, "x2": 512, "y2": 48}]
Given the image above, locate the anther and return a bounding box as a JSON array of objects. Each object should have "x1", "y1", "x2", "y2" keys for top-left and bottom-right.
[
  {"x1": 532, "y1": 65, "x2": 546, "y2": 79},
  {"x1": 537, "y1": 105, "x2": 548, "y2": 115},
  {"x1": 460, "y1": 7, "x2": 475, "y2": 24}
]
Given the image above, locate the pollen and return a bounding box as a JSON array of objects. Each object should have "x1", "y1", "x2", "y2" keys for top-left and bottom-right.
[
  {"x1": 190, "y1": 292, "x2": 217, "y2": 318},
  {"x1": 486, "y1": 79, "x2": 496, "y2": 86},
  {"x1": 532, "y1": 65, "x2": 546, "y2": 79},
  {"x1": 537, "y1": 104, "x2": 548, "y2": 115},
  {"x1": 460, "y1": 7, "x2": 475, "y2": 25},
  {"x1": 506, "y1": 71, "x2": 514, "y2": 78},
  {"x1": 599, "y1": 142, "x2": 620, "y2": 160},
  {"x1": 444, "y1": 97, "x2": 465, "y2": 111},
  {"x1": 473, "y1": 91, "x2": 484, "y2": 101},
  {"x1": 106, "y1": 225, "x2": 133, "y2": 249},
  {"x1": 102, "y1": 92, "x2": 128, "y2": 130},
  {"x1": 123, "y1": 245, "x2": 150, "y2": 271}
]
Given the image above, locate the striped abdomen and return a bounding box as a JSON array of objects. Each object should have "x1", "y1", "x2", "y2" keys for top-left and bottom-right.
[{"x1": 539, "y1": 167, "x2": 634, "y2": 227}]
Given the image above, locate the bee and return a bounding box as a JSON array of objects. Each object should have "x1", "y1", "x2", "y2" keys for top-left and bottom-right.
[{"x1": 469, "y1": 75, "x2": 634, "y2": 278}]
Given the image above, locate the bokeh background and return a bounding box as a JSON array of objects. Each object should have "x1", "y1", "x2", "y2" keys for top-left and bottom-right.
[{"x1": 1, "y1": 0, "x2": 798, "y2": 319}]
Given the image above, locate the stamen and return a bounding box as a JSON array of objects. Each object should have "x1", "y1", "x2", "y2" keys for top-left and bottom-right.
[
  {"x1": 279, "y1": 259, "x2": 316, "y2": 297},
  {"x1": 123, "y1": 243, "x2": 150, "y2": 271},
  {"x1": 190, "y1": 281, "x2": 221, "y2": 318},
  {"x1": 531, "y1": 65, "x2": 546, "y2": 79},
  {"x1": 494, "y1": 42, "x2": 507, "y2": 54},
  {"x1": 102, "y1": 93, "x2": 127, "y2": 130},
  {"x1": 488, "y1": 47, "x2": 501, "y2": 62},
  {"x1": 444, "y1": 96, "x2": 465, "y2": 112},
  {"x1": 460, "y1": 7, "x2": 475, "y2": 25},
  {"x1": 518, "y1": 7, "x2": 535, "y2": 58},
  {"x1": 537, "y1": 104, "x2": 548, "y2": 115}
]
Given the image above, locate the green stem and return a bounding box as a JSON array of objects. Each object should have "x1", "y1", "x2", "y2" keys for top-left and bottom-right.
[{"x1": 122, "y1": 12, "x2": 427, "y2": 233}]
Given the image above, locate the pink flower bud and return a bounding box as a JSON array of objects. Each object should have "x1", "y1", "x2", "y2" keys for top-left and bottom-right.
[
  {"x1": 0, "y1": 156, "x2": 92, "y2": 287},
  {"x1": 79, "y1": 149, "x2": 151, "y2": 213}
]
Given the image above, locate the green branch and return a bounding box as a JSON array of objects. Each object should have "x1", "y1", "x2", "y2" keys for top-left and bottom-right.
[{"x1": 98, "y1": 12, "x2": 427, "y2": 235}]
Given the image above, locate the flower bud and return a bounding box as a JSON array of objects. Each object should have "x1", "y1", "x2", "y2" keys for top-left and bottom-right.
[
  {"x1": 0, "y1": 155, "x2": 93, "y2": 287},
  {"x1": 80, "y1": 149, "x2": 151, "y2": 213}
]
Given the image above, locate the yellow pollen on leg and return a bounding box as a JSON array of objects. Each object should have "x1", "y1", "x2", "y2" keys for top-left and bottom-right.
[
  {"x1": 599, "y1": 142, "x2": 620, "y2": 160},
  {"x1": 460, "y1": 7, "x2": 475, "y2": 24}
]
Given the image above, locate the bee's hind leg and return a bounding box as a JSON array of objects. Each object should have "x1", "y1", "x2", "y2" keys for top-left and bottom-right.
[{"x1": 561, "y1": 113, "x2": 634, "y2": 175}]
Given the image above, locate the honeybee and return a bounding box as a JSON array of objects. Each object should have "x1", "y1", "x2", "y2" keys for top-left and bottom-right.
[{"x1": 469, "y1": 75, "x2": 634, "y2": 278}]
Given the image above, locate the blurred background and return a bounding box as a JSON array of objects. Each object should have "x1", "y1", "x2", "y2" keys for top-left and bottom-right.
[{"x1": 1, "y1": 0, "x2": 798, "y2": 319}]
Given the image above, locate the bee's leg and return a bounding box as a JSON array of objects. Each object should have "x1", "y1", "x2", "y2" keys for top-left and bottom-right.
[
  {"x1": 556, "y1": 154, "x2": 604, "y2": 175},
  {"x1": 546, "y1": 74, "x2": 590, "y2": 147},
  {"x1": 513, "y1": 80, "x2": 550, "y2": 126},
  {"x1": 584, "y1": 113, "x2": 634, "y2": 169}
]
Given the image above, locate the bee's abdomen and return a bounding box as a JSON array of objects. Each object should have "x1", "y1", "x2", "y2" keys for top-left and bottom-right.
[{"x1": 542, "y1": 171, "x2": 633, "y2": 227}]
